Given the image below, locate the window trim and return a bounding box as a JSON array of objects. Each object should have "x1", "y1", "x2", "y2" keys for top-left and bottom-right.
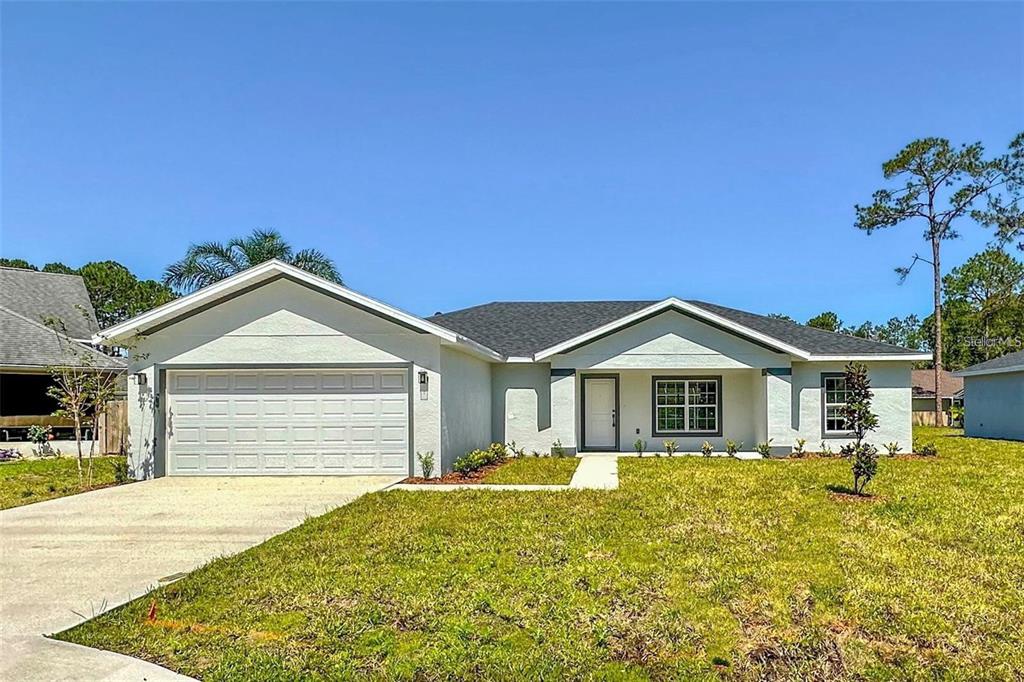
[
  {"x1": 651, "y1": 375, "x2": 723, "y2": 437},
  {"x1": 821, "y1": 372, "x2": 853, "y2": 438}
]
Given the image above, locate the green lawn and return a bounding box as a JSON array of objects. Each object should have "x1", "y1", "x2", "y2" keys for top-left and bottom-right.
[
  {"x1": 0, "y1": 456, "x2": 125, "y2": 510},
  {"x1": 59, "y1": 428, "x2": 1024, "y2": 679},
  {"x1": 480, "y1": 456, "x2": 579, "y2": 485}
]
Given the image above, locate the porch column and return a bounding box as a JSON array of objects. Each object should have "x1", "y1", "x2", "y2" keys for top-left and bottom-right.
[
  {"x1": 764, "y1": 368, "x2": 795, "y2": 452},
  {"x1": 550, "y1": 368, "x2": 578, "y2": 454}
]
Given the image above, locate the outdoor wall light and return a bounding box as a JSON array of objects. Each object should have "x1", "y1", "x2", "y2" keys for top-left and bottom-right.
[
  {"x1": 418, "y1": 371, "x2": 428, "y2": 387},
  {"x1": 133, "y1": 372, "x2": 147, "y2": 386}
]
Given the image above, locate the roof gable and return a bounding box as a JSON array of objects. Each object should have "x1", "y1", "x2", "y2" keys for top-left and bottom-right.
[
  {"x1": 0, "y1": 267, "x2": 98, "y2": 339},
  {"x1": 99, "y1": 260, "x2": 503, "y2": 361}
]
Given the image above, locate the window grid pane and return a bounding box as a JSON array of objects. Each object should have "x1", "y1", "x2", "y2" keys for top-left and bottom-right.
[
  {"x1": 824, "y1": 376, "x2": 850, "y2": 432},
  {"x1": 655, "y1": 379, "x2": 719, "y2": 433}
]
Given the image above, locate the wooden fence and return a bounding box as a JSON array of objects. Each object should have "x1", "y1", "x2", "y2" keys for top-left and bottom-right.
[
  {"x1": 97, "y1": 399, "x2": 127, "y2": 455},
  {"x1": 912, "y1": 410, "x2": 951, "y2": 427}
]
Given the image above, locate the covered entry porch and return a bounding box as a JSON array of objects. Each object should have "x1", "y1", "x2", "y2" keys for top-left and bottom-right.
[{"x1": 576, "y1": 368, "x2": 794, "y2": 454}]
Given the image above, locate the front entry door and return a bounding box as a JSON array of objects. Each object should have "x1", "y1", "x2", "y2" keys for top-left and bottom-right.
[{"x1": 584, "y1": 377, "x2": 617, "y2": 450}]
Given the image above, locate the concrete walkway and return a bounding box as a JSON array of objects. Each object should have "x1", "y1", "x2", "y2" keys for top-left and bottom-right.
[
  {"x1": 570, "y1": 455, "x2": 619, "y2": 489},
  {"x1": 0, "y1": 475, "x2": 400, "y2": 682},
  {"x1": 389, "y1": 455, "x2": 621, "y2": 492}
]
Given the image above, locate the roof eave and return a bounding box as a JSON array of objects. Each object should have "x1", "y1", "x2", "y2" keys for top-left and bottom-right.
[{"x1": 954, "y1": 364, "x2": 1024, "y2": 377}]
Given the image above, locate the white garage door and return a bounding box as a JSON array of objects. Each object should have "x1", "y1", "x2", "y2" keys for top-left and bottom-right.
[{"x1": 165, "y1": 368, "x2": 409, "y2": 475}]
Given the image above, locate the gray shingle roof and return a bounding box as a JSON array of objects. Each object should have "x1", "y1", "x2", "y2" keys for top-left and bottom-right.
[
  {"x1": 0, "y1": 307, "x2": 124, "y2": 369},
  {"x1": 0, "y1": 267, "x2": 98, "y2": 339},
  {"x1": 957, "y1": 349, "x2": 1024, "y2": 375},
  {"x1": 428, "y1": 300, "x2": 926, "y2": 358}
]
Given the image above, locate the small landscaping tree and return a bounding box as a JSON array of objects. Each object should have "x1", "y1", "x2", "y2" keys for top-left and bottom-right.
[
  {"x1": 839, "y1": 362, "x2": 880, "y2": 495},
  {"x1": 45, "y1": 311, "x2": 132, "y2": 485}
]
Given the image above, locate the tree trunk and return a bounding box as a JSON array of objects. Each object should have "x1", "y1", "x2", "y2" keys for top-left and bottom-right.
[
  {"x1": 74, "y1": 413, "x2": 83, "y2": 484},
  {"x1": 932, "y1": 236, "x2": 943, "y2": 426}
]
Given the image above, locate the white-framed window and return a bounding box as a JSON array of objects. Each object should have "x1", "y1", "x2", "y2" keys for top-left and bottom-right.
[
  {"x1": 653, "y1": 377, "x2": 720, "y2": 434},
  {"x1": 822, "y1": 374, "x2": 851, "y2": 434}
]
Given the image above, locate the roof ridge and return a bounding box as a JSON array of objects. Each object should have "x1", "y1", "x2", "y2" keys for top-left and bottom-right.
[{"x1": 0, "y1": 265, "x2": 84, "y2": 279}]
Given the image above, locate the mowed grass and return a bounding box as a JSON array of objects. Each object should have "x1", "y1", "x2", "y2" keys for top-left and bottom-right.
[
  {"x1": 481, "y1": 456, "x2": 580, "y2": 485},
  {"x1": 0, "y1": 456, "x2": 124, "y2": 510},
  {"x1": 59, "y1": 429, "x2": 1024, "y2": 679}
]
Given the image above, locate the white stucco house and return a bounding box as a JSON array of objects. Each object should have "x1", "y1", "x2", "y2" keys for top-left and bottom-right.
[
  {"x1": 954, "y1": 350, "x2": 1024, "y2": 442},
  {"x1": 96, "y1": 260, "x2": 929, "y2": 479}
]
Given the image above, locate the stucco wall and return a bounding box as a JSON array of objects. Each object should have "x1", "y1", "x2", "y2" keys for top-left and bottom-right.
[
  {"x1": 791, "y1": 361, "x2": 913, "y2": 450},
  {"x1": 963, "y1": 372, "x2": 1024, "y2": 441},
  {"x1": 608, "y1": 369, "x2": 758, "y2": 453},
  {"x1": 439, "y1": 346, "x2": 492, "y2": 472},
  {"x1": 125, "y1": 279, "x2": 444, "y2": 479},
  {"x1": 491, "y1": 363, "x2": 576, "y2": 454},
  {"x1": 552, "y1": 310, "x2": 791, "y2": 370}
]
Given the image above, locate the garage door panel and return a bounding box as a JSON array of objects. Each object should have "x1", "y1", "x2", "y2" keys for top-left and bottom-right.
[{"x1": 167, "y1": 369, "x2": 409, "y2": 476}]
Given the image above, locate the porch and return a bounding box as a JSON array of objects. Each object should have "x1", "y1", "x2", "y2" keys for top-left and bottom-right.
[{"x1": 574, "y1": 368, "x2": 793, "y2": 455}]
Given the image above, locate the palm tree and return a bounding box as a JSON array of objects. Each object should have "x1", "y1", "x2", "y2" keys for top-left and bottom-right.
[{"x1": 163, "y1": 229, "x2": 342, "y2": 293}]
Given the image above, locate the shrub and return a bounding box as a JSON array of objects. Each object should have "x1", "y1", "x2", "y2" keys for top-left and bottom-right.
[
  {"x1": 633, "y1": 438, "x2": 645, "y2": 457},
  {"x1": 755, "y1": 439, "x2": 773, "y2": 456},
  {"x1": 884, "y1": 442, "x2": 901, "y2": 457},
  {"x1": 27, "y1": 425, "x2": 51, "y2": 446},
  {"x1": 663, "y1": 439, "x2": 678, "y2": 456},
  {"x1": 725, "y1": 439, "x2": 742, "y2": 456},
  {"x1": 918, "y1": 442, "x2": 938, "y2": 457},
  {"x1": 820, "y1": 441, "x2": 834, "y2": 456},
  {"x1": 506, "y1": 441, "x2": 525, "y2": 458},
  {"x1": 950, "y1": 404, "x2": 964, "y2": 427},
  {"x1": 0, "y1": 448, "x2": 20, "y2": 462},
  {"x1": 487, "y1": 442, "x2": 509, "y2": 462},
  {"x1": 113, "y1": 457, "x2": 131, "y2": 484},
  {"x1": 700, "y1": 441, "x2": 713, "y2": 457},
  {"x1": 793, "y1": 438, "x2": 807, "y2": 456},
  {"x1": 551, "y1": 439, "x2": 566, "y2": 458},
  {"x1": 416, "y1": 451, "x2": 435, "y2": 479},
  {"x1": 452, "y1": 443, "x2": 509, "y2": 476}
]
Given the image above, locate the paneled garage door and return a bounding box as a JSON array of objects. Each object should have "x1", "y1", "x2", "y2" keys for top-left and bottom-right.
[{"x1": 165, "y1": 368, "x2": 409, "y2": 475}]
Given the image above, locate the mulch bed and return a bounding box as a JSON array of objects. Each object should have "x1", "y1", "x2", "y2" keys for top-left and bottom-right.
[
  {"x1": 787, "y1": 452, "x2": 937, "y2": 461},
  {"x1": 401, "y1": 461, "x2": 505, "y2": 485}
]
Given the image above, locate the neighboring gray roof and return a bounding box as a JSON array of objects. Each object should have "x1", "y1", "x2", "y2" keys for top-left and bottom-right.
[
  {"x1": 956, "y1": 349, "x2": 1024, "y2": 376},
  {"x1": 428, "y1": 300, "x2": 926, "y2": 358},
  {"x1": 0, "y1": 267, "x2": 98, "y2": 339},
  {"x1": 0, "y1": 306, "x2": 124, "y2": 370}
]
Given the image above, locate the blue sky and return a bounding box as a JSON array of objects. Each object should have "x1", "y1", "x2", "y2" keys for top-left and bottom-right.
[{"x1": 2, "y1": 2, "x2": 1021, "y2": 323}]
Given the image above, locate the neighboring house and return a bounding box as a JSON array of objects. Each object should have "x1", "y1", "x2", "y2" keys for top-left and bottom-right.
[
  {"x1": 96, "y1": 260, "x2": 929, "y2": 479},
  {"x1": 0, "y1": 267, "x2": 124, "y2": 444},
  {"x1": 910, "y1": 369, "x2": 963, "y2": 426},
  {"x1": 954, "y1": 350, "x2": 1024, "y2": 442}
]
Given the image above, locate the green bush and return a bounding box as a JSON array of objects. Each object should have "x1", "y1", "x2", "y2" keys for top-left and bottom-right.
[
  {"x1": 793, "y1": 438, "x2": 807, "y2": 456},
  {"x1": 725, "y1": 439, "x2": 742, "y2": 456},
  {"x1": 452, "y1": 443, "x2": 508, "y2": 477},
  {"x1": 884, "y1": 442, "x2": 901, "y2": 457},
  {"x1": 416, "y1": 451, "x2": 435, "y2": 479},
  {"x1": 755, "y1": 439, "x2": 773, "y2": 456},
  {"x1": 633, "y1": 438, "x2": 645, "y2": 457},
  {"x1": 550, "y1": 439, "x2": 566, "y2": 458},
  {"x1": 663, "y1": 439, "x2": 678, "y2": 456},
  {"x1": 112, "y1": 457, "x2": 130, "y2": 484},
  {"x1": 700, "y1": 441, "x2": 713, "y2": 457}
]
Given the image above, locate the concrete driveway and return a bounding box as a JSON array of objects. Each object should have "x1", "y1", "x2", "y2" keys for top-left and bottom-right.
[{"x1": 0, "y1": 475, "x2": 400, "y2": 681}]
